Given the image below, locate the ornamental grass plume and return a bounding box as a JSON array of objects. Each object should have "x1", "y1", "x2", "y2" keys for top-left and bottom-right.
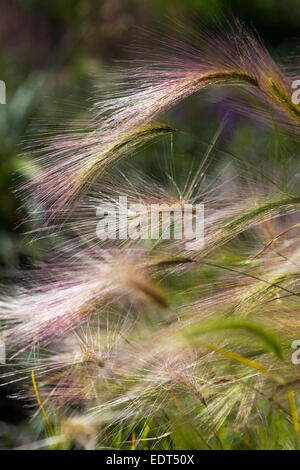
[
  {"x1": 22, "y1": 19, "x2": 300, "y2": 222},
  {"x1": 1, "y1": 18, "x2": 300, "y2": 450},
  {"x1": 1, "y1": 249, "x2": 168, "y2": 354}
]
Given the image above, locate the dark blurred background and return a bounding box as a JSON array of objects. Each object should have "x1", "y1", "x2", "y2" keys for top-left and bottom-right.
[{"x1": 0, "y1": 0, "x2": 299, "y2": 448}]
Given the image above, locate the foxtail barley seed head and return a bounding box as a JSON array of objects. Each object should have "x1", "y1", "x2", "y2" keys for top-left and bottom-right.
[{"x1": 1, "y1": 18, "x2": 300, "y2": 450}]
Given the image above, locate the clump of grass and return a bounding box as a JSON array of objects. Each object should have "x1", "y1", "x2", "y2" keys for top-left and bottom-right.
[
  {"x1": 1, "y1": 18, "x2": 300, "y2": 450},
  {"x1": 22, "y1": 19, "x2": 299, "y2": 222}
]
